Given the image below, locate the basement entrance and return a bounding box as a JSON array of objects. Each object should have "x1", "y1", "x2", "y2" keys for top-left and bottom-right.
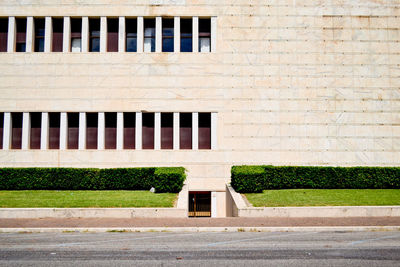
[{"x1": 188, "y1": 191, "x2": 211, "y2": 217}]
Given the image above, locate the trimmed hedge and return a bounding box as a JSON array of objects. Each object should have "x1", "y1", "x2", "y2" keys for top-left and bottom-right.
[
  {"x1": 0, "y1": 167, "x2": 186, "y2": 193},
  {"x1": 231, "y1": 165, "x2": 400, "y2": 193}
]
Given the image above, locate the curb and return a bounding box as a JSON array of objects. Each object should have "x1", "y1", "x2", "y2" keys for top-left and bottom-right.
[{"x1": 1, "y1": 226, "x2": 400, "y2": 233}]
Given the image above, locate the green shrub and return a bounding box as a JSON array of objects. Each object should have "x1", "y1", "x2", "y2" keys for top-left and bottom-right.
[
  {"x1": 0, "y1": 167, "x2": 186, "y2": 193},
  {"x1": 231, "y1": 165, "x2": 400, "y2": 193}
]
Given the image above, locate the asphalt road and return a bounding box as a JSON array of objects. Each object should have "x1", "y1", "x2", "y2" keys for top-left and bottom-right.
[{"x1": 0, "y1": 231, "x2": 400, "y2": 266}]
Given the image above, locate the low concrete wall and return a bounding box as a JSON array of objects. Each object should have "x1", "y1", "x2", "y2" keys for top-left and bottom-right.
[{"x1": 226, "y1": 185, "x2": 400, "y2": 218}]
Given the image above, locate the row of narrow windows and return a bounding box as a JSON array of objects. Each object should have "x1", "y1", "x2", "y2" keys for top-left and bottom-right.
[
  {"x1": 0, "y1": 112, "x2": 214, "y2": 150},
  {"x1": 0, "y1": 17, "x2": 213, "y2": 53}
]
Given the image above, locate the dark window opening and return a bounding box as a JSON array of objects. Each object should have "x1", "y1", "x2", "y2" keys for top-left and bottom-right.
[
  {"x1": 67, "y1": 113, "x2": 79, "y2": 149},
  {"x1": 124, "y1": 112, "x2": 135, "y2": 149},
  {"x1": 34, "y1": 18, "x2": 45, "y2": 52},
  {"x1": 189, "y1": 191, "x2": 211, "y2": 217},
  {"x1": 30, "y1": 112, "x2": 41, "y2": 149},
  {"x1": 162, "y1": 18, "x2": 174, "y2": 52},
  {"x1": 70, "y1": 18, "x2": 81, "y2": 52},
  {"x1": 16, "y1": 18, "x2": 27, "y2": 52},
  {"x1": 199, "y1": 18, "x2": 211, "y2": 52},
  {"x1": 180, "y1": 18, "x2": 192, "y2": 52},
  {"x1": 89, "y1": 18, "x2": 100, "y2": 52},
  {"x1": 49, "y1": 112, "x2": 60, "y2": 149},
  {"x1": 126, "y1": 18, "x2": 137, "y2": 52},
  {"x1": 52, "y1": 18, "x2": 63, "y2": 52},
  {"x1": 0, "y1": 18, "x2": 8, "y2": 52},
  {"x1": 161, "y1": 113, "x2": 173, "y2": 149},
  {"x1": 11, "y1": 113, "x2": 22, "y2": 149},
  {"x1": 142, "y1": 113, "x2": 154, "y2": 149},
  {"x1": 144, "y1": 19, "x2": 155, "y2": 52},
  {"x1": 107, "y1": 18, "x2": 118, "y2": 52},
  {"x1": 0, "y1": 113, "x2": 4, "y2": 149},
  {"x1": 198, "y1": 113, "x2": 211, "y2": 149},
  {"x1": 180, "y1": 113, "x2": 192, "y2": 149},
  {"x1": 86, "y1": 113, "x2": 98, "y2": 149},
  {"x1": 105, "y1": 112, "x2": 117, "y2": 149}
]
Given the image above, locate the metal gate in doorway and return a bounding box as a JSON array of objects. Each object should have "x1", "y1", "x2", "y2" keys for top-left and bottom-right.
[{"x1": 188, "y1": 191, "x2": 211, "y2": 217}]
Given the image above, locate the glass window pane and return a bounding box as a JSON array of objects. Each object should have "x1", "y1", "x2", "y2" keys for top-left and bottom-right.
[
  {"x1": 162, "y1": 38, "x2": 173, "y2": 52},
  {"x1": 199, "y1": 37, "x2": 210, "y2": 52},
  {"x1": 71, "y1": 38, "x2": 81, "y2": 52},
  {"x1": 181, "y1": 38, "x2": 192, "y2": 52},
  {"x1": 126, "y1": 37, "x2": 137, "y2": 52}
]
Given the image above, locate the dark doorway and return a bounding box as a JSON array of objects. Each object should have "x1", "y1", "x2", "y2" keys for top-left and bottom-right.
[{"x1": 189, "y1": 191, "x2": 211, "y2": 217}]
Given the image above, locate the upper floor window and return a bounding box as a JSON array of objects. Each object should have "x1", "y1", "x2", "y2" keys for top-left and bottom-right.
[
  {"x1": 89, "y1": 18, "x2": 100, "y2": 52},
  {"x1": 107, "y1": 18, "x2": 118, "y2": 52},
  {"x1": 70, "y1": 18, "x2": 81, "y2": 52},
  {"x1": 144, "y1": 18, "x2": 155, "y2": 52},
  {"x1": 34, "y1": 18, "x2": 45, "y2": 52},
  {"x1": 180, "y1": 18, "x2": 192, "y2": 52},
  {"x1": 162, "y1": 18, "x2": 174, "y2": 52},
  {"x1": 199, "y1": 18, "x2": 211, "y2": 52},
  {"x1": 16, "y1": 18, "x2": 26, "y2": 52},
  {"x1": 0, "y1": 18, "x2": 8, "y2": 52},
  {"x1": 52, "y1": 18, "x2": 63, "y2": 52},
  {"x1": 126, "y1": 18, "x2": 137, "y2": 52}
]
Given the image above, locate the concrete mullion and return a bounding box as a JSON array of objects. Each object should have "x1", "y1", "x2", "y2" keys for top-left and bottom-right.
[
  {"x1": 40, "y1": 112, "x2": 49, "y2": 150},
  {"x1": 135, "y1": 112, "x2": 142, "y2": 150},
  {"x1": 81, "y1": 17, "x2": 89, "y2": 52},
  {"x1": 100, "y1": 17, "x2": 107, "y2": 53},
  {"x1": 26, "y1": 17, "x2": 34, "y2": 52},
  {"x1": 98, "y1": 112, "x2": 105, "y2": 150},
  {"x1": 2, "y1": 113, "x2": 11, "y2": 150},
  {"x1": 137, "y1": 17, "x2": 143, "y2": 53},
  {"x1": 174, "y1": 17, "x2": 180, "y2": 53},
  {"x1": 60, "y1": 112, "x2": 67, "y2": 150},
  {"x1": 44, "y1": 17, "x2": 52, "y2": 52},
  {"x1": 155, "y1": 112, "x2": 161, "y2": 150},
  {"x1": 63, "y1": 17, "x2": 70, "y2": 52},
  {"x1": 7, "y1": 17, "x2": 15, "y2": 52},
  {"x1": 156, "y1": 17, "x2": 162, "y2": 53},
  {"x1": 192, "y1": 16, "x2": 199, "y2": 53},
  {"x1": 116, "y1": 112, "x2": 124, "y2": 150},
  {"x1": 78, "y1": 112, "x2": 86, "y2": 150},
  {"x1": 118, "y1": 17, "x2": 125, "y2": 52},
  {"x1": 192, "y1": 112, "x2": 198, "y2": 150},
  {"x1": 21, "y1": 112, "x2": 30, "y2": 149},
  {"x1": 173, "y1": 112, "x2": 179, "y2": 150}
]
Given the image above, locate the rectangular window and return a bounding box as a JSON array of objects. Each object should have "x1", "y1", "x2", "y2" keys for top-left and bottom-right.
[
  {"x1": 144, "y1": 18, "x2": 155, "y2": 52},
  {"x1": 126, "y1": 18, "x2": 137, "y2": 52},
  {"x1": 162, "y1": 18, "x2": 174, "y2": 52},
  {"x1": 0, "y1": 18, "x2": 8, "y2": 52},
  {"x1": 180, "y1": 113, "x2": 192, "y2": 149},
  {"x1": 123, "y1": 112, "x2": 135, "y2": 149},
  {"x1": 16, "y1": 18, "x2": 27, "y2": 52},
  {"x1": 105, "y1": 112, "x2": 116, "y2": 149},
  {"x1": 11, "y1": 113, "x2": 22, "y2": 149},
  {"x1": 34, "y1": 18, "x2": 45, "y2": 52},
  {"x1": 142, "y1": 113, "x2": 154, "y2": 149},
  {"x1": 89, "y1": 18, "x2": 100, "y2": 52},
  {"x1": 0, "y1": 113, "x2": 3, "y2": 149},
  {"x1": 30, "y1": 112, "x2": 41, "y2": 149},
  {"x1": 70, "y1": 18, "x2": 81, "y2": 52},
  {"x1": 198, "y1": 113, "x2": 211, "y2": 149},
  {"x1": 49, "y1": 112, "x2": 60, "y2": 149},
  {"x1": 86, "y1": 113, "x2": 98, "y2": 149},
  {"x1": 52, "y1": 18, "x2": 63, "y2": 52},
  {"x1": 161, "y1": 113, "x2": 173, "y2": 149},
  {"x1": 67, "y1": 113, "x2": 79, "y2": 149},
  {"x1": 199, "y1": 18, "x2": 211, "y2": 52},
  {"x1": 107, "y1": 18, "x2": 118, "y2": 52},
  {"x1": 180, "y1": 18, "x2": 192, "y2": 52}
]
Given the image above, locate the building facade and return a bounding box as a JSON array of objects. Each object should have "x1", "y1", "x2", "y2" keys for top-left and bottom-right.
[{"x1": 0, "y1": 0, "x2": 399, "y2": 217}]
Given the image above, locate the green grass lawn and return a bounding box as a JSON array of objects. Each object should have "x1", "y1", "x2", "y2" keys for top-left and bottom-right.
[
  {"x1": 0, "y1": 191, "x2": 177, "y2": 208},
  {"x1": 245, "y1": 189, "x2": 400, "y2": 207}
]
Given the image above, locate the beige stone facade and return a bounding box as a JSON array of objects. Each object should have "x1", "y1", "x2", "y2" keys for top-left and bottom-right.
[{"x1": 0, "y1": 0, "x2": 399, "y2": 217}]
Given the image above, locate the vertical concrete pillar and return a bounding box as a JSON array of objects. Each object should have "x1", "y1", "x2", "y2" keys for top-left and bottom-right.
[
  {"x1": 174, "y1": 16, "x2": 180, "y2": 53},
  {"x1": 137, "y1": 17, "x2": 143, "y2": 53},
  {"x1": 173, "y1": 112, "x2": 179, "y2": 150},
  {"x1": 63, "y1": 16, "x2": 70, "y2": 52},
  {"x1": 78, "y1": 112, "x2": 86, "y2": 150},
  {"x1": 26, "y1": 17, "x2": 34, "y2": 52},
  {"x1": 3, "y1": 113, "x2": 11, "y2": 150},
  {"x1": 211, "y1": 17, "x2": 217, "y2": 53},
  {"x1": 97, "y1": 112, "x2": 105, "y2": 150},
  {"x1": 81, "y1": 17, "x2": 89, "y2": 52},
  {"x1": 211, "y1": 112, "x2": 217, "y2": 150},
  {"x1": 211, "y1": 191, "x2": 217, "y2": 218},
  {"x1": 192, "y1": 16, "x2": 199, "y2": 53},
  {"x1": 100, "y1": 17, "x2": 107, "y2": 53},
  {"x1": 192, "y1": 112, "x2": 198, "y2": 150},
  {"x1": 155, "y1": 112, "x2": 161, "y2": 150},
  {"x1": 60, "y1": 112, "x2": 67, "y2": 150},
  {"x1": 7, "y1": 17, "x2": 16, "y2": 52},
  {"x1": 118, "y1": 16, "x2": 125, "y2": 52},
  {"x1": 21, "y1": 112, "x2": 30, "y2": 149},
  {"x1": 135, "y1": 112, "x2": 142, "y2": 150},
  {"x1": 116, "y1": 112, "x2": 124, "y2": 150},
  {"x1": 40, "y1": 112, "x2": 49, "y2": 150},
  {"x1": 155, "y1": 17, "x2": 162, "y2": 53},
  {"x1": 44, "y1": 17, "x2": 52, "y2": 52}
]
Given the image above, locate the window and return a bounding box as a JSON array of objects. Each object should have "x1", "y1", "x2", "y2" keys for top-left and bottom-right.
[
  {"x1": 86, "y1": 113, "x2": 98, "y2": 149},
  {"x1": 34, "y1": 18, "x2": 45, "y2": 52},
  {"x1": 67, "y1": 113, "x2": 79, "y2": 149},
  {"x1": 0, "y1": 18, "x2": 8, "y2": 52},
  {"x1": 162, "y1": 18, "x2": 174, "y2": 52},
  {"x1": 107, "y1": 18, "x2": 118, "y2": 52},
  {"x1": 126, "y1": 18, "x2": 137, "y2": 52},
  {"x1": 16, "y1": 18, "x2": 26, "y2": 52},
  {"x1": 199, "y1": 18, "x2": 211, "y2": 52},
  {"x1": 180, "y1": 113, "x2": 192, "y2": 149},
  {"x1": 144, "y1": 18, "x2": 155, "y2": 52},
  {"x1": 105, "y1": 112, "x2": 116, "y2": 149},
  {"x1": 124, "y1": 112, "x2": 135, "y2": 149},
  {"x1": 52, "y1": 18, "x2": 63, "y2": 52},
  {"x1": 89, "y1": 18, "x2": 100, "y2": 52},
  {"x1": 161, "y1": 113, "x2": 173, "y2": 149},
  {"x1": 70, "y1": 18, "x2": 81, "y2": 52},
  {"x1": 0, "y1": 113, "x2": 3, "y2": 149},
  {"x1": 49, "y1": 112, "x2": 60, "y2": 149},
  {"x1": 142, "y1": 113, "x2": 154, "y2": 149},
  {"x1": 30, "y1": 112, "x2": 41, "y2": 149},
  {"x1": 11, "y1": 113, "x2": 22, "y2": 149},
  {"x1": 180, "y1": 18, "x2": 192, "y2": 52},
  {"x1": 198, "y1": 113, "x2": 211, "y2": 149}
]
